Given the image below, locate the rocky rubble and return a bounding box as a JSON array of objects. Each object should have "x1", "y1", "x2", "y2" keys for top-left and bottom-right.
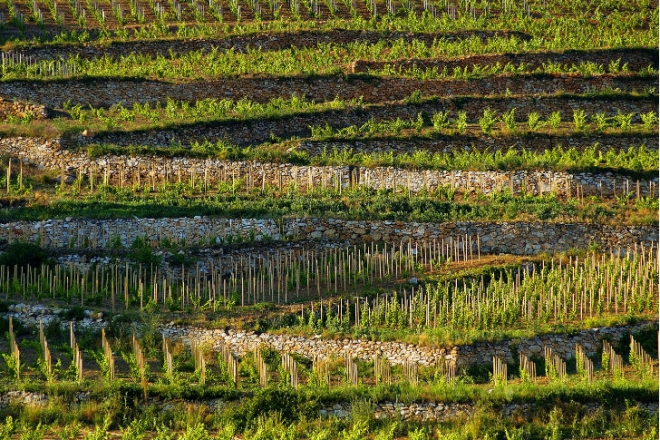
[
  {"x1": 5, "y1": 303, "x2": 107, "y2": 330},
  {"x1": 0, "y1": 98, "x2": 47, "y2": 120}
]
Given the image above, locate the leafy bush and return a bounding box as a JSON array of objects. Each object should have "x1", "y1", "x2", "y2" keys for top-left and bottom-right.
[
  {"x1": 432, "y1": 111, "x2": 451, "y2": 131},
  {"x1": 128, "y1": 237, "x2": 162, "y2": 266},
  {"x1": 62, "y1": 306, "x2": 87, "y2": 322},
  {"x1": 478, "y1": 108, "x2": 497, "y2": 135},
  {"x1": 500, "y1": 108, "x2": 516, "y2": 132},
  {"x1": 0, "y1": 242, "x2": 53, "y2": 268}
]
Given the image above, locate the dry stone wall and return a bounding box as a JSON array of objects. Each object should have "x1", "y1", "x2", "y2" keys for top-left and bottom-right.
[
  {"x1": 2, "y1": 138, "x2": 657, "y2": 198},
  {"x1": 0, "y1": 217, "x2": 655, "y2": 254},
  {"x1": 161, "y1": 321, "x2": 655, "y2": 368},
  {"x1": 1, "y1": 74, "x2": 654, "y2": 108},
  {"x1": 1, "y1": 389, "x2": 655, "y2": 422},
  {"x1": 2, "y1": 303, "x2": 655, "y2": 368}
]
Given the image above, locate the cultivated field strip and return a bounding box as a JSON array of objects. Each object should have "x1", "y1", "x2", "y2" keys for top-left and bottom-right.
[
  {"x1": 5, "y1": 29, "x2": 531, "y2": 60},
  {"x1": 65, "y1": 95, "x2": 656, "y2": 147},
  {"x1": 0, "y1": 0, "x2": 653, "y2": 35},
  {"x1": 296, "y1": 134, "x2": 659, "y2": 154},
  {"x1": 351, "y1": 48, "x2": 659, "y2": 74},
  {"x1": 1, "y1": 74, "x2": 655, "y2": 107}
]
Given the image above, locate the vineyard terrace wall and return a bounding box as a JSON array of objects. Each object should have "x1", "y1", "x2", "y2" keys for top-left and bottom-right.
[
  {"x1": 72, "y1": 96, "x2": 657, "y2": 147},
  {"x1": 3, "y1": 303, "x2": 654, "y2": 369},
  {"x1": 0, "y1": 389, "x2": 655, "y2": 423},
  {"x1": 162, "y1": 321, "x2": 656, "y2": 368},
  {"x1": 2, "y1": 74, "x2": 655, "y2": 108},
  {"x1": 2, "y1": 138, "x2": 657, "y2": 198},
  {"x1": 0, "y1": 217, "x2": 655, "y2": 255}
]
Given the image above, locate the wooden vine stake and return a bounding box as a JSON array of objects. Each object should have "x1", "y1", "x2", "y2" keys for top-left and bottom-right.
[
  {"x1": 373, "y1": 355, "x2": 391, "y2": 386},
  {"x1": 543, "y1": 346, "x2": 566, "y2": 381},
  {"x1": 101, "y1": 329, "x2": 115, "y2": 380},
  {"x1": 163, "y1": 336, "x2": 173, "y2": 382},
  {"x1": 404, "y1": 359, "x2": 418, "y2": 386},
  {"x1": 437, "y1": 359, "x2": 456, "y2": 385},
  {"x1": 69, "y1": 323, "x2": 83, "y2": 381},
  {"x1": 69, "y1": 321, "x2": 75, "y2": 350},
  {"x1": 192, "y1": 340, "x2": 206, "y2": 385},
  {"x1": 313, "y1": 355, "x2": 330, "y2": 387},
  {"x1": 6, "y1": 158, "x2": 10, "y2": 193},
  {"x1": 344, "y1": 354, "x2": 358, "y2": 386},
  {"x1": 255, "y1": 346, "x2": 268, "y2": 387},
  {"x1": 602, "y1": 340, "x2": 624, "y2": 379},
  {"x1": 221, "y1": 343, "x2": 240, "y2": 388},
  {"x1": 132, "y1": 335, "x2": 148, "y2": 400},
  {"x1": 281, "y1": 352, "x2": 298, "y2": 389},
  {"x1": 39, "y1": 320, "x2": 53, "y2": 382},
  {"x1": 74, "y1": 343, "x2": 83, "y2": 382},
  {"x1": 492, "y1": 356, "x2": 507, "y2": 386},
  {"x1": 8, "y1": 317, "x2": 19, "y2": 381},
  {"x1": 575, "y1": 344, "x2": 593, "y2": 383},
  {"x1": 630, "y1": 335, "x2": 654, "y2": 378},
  {"x1": 518, "y1": 353, "x2": 536, "y2": 383}
]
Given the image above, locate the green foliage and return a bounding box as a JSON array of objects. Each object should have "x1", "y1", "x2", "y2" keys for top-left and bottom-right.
[
  {"x1": 547, "y1": 111, "x2": 562, "y2": 129},
  {"x1": 432, "y1": 111, "x2": 451, "y2": 131},
  {"x1": 403, "y1": 89, "x2": 423, "y2": 105},
  {"x1": 527, "y1": 112, "x2": 544, "y2": 131},
  {"x1": 500, "y1": 108, "x2": 516, "y2": 132},
  {"x1": 640, "y1": 111, "x2": 658, "y2": 130},
  {"x1": 591, "y1": 112, "x2": 609, "y2": 131},
  {"x1": 613, "y1": 112, "x2": 634, "y2": 131},
  {"x1": 455, "y1": 111, "x2": 468, "y2": 134},
  {"x1": 573, "y1": 109, "x2": 587, "y2": 131},
  {"x1": 478, "y1": 108, "x2": 498, "y2": 135},
  {"x1": 128, "y1": 237, "x2": 162, "y2": 266},
  {"x1": 0, "y1": 242, "x2": 53, "y2": 268}
]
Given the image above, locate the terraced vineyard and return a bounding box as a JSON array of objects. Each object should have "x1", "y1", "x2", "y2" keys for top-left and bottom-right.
[{"x1": 0, "y1": 0, "x2": 656, "y2": 438}]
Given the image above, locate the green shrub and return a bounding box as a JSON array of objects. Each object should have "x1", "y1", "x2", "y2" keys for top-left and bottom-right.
[
  {"x1": 547, "y1": 111, "x2": 562, "y2": 129},
  {"x1": 500, "y1": 108, "x2": 516, "y2": 132},
  {"x1": 403, "y1": 89, "x2": 423, "y2": 105},
  {"x1": 128, "y1": 237, "x2": 162, "y2": 266},
  {"x1": 432, "y1": 111, "x2": 451, "y2": 131},
  {"x1": 527, "y1": 112, "x2": 544, "y2": 131},
  {"x1": 573, "y1": 110, "x2": 587, "y2": 131},
  {"x1": 0, "y1": 242, "x2": 53, "y2": 268},
  {"x1": 455, "y1": 111, "x2": 468, "y2": 134},
  {"x1": 478, "y1": 108, "x2": 497, "y2": 135}
]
